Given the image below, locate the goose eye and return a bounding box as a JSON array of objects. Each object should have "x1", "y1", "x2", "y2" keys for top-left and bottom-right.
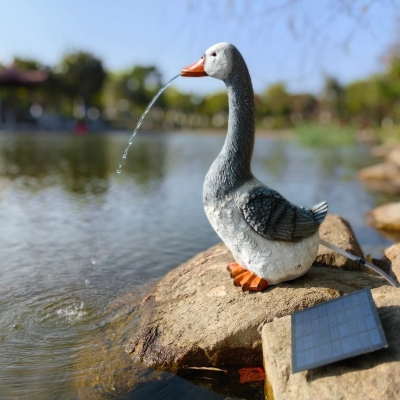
[{"x1": 211, "y1": 52, "x2": 217, "y2": 57}]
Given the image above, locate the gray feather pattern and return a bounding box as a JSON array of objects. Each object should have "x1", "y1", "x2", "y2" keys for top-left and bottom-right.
[{"x1": 240, "y1": 187, "x2": 328, "y2": 242}]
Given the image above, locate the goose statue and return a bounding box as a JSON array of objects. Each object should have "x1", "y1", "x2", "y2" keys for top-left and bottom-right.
[{"x1": 181, "y1": 42, "x2": 399, "y2": 291}]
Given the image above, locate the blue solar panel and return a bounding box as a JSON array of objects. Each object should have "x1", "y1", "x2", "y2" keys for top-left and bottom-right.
[{"x1": 291, "y1": 288, "x2": 388, "y2": 373}]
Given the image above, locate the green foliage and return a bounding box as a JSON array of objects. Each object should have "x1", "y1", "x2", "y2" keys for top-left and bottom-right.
[
  {"x1": 163, "y1": 87, "x2": 193, "y2": 111},
  {"x1": 345, "y1": 78, "x2": 386, "y2": 126},
  {"x1": 260, "y1": 83, "x2": 291, "y2": 116},
  {"x1": 290, "y1": 93, "x2": 317, "y2": 116},
  {"x1": 201, "y1": 91, "x2": 228, "y2": 115},
  {"x1": 56, "y1": 51, "x2": 106, "y2": 106},
  {"x1": 296, "y1": 123, "x2": 356, "y2": 147},
  {"x1": 5, "y1": 41, "x2": 400, "y2": 133},
  {"x1": 109, "y1": 66, "x2": 163, "y2": 112},
  {"x1": 322, "y1": 77, "x2": 346, "y2": 120},
  {"x1": 13, "y1": 57, "x2": 43, "y2": 71}
]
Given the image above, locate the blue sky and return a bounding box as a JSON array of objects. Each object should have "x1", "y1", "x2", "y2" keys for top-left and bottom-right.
[{"x1": 0, "y1": 0, "x2": 399, "y2": 95}]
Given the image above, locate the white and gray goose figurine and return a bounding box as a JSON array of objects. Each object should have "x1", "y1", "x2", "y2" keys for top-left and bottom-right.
[{"x1": 181, "y1": 42, "x2": 399, "y2": 291}]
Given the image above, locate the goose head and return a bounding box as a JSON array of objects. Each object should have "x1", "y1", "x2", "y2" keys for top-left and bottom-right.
[{"x1": 181, "y1": 42, "x2": 235, "y2": 81}]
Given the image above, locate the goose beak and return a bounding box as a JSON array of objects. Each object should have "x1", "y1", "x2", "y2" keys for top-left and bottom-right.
[{"x1": 181, "y1": 56, "x2": 208, "y2": 77}]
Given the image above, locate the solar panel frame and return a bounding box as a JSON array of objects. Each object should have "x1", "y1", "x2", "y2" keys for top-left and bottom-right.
[{"x1": 291, "y1": 288, "x2": 388, "y2": 373}]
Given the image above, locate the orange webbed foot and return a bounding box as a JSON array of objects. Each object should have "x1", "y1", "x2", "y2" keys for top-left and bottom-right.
[
  {"x1": 227, "y1": 263, "x2": 268, "y2": 292},
  {"x1": 227, "y1": 262, "x2": 247, "y2": 278}
]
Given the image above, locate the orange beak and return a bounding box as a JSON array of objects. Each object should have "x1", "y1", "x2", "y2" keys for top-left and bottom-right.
[{"x1": 181, "y1": 55, "x2": 208, "y2": 77}]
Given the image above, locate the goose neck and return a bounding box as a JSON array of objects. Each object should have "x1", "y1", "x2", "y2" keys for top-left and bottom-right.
[{"x1": 220, "y1": 67, "x2": 255, "y2": 176}]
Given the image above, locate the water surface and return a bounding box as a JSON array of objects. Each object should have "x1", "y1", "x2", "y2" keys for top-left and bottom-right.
[{"x1": 0, "y1": 131, "x2": 395, "y2": 399}]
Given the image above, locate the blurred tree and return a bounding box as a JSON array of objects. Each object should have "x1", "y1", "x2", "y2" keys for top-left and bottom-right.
[
  {"x1": 103, "y1": 65, "x2": 166, "y2": 129},
  {"x1": 127, "y1": 66, "x2": 162, "y2": 106},
  {"x1": 0, "y1": 57, "x2": 49, "y2": 124},
  {"x1": 345, "y1": 78, "x2": 384, "y2": 127},
  {"x1": 383, "y1": 44, "x2": 400, "y2": 123},
  {"x1": 163, "y1": 87, "x2": 194, "y2": 111},
  {"x1": 322, "y1": 77, "x2": 346, "y2": 120},
  {"x1": 290, "y1": 93, "x2": 317, "y2": 119},
  {"x1": 13, "y1": 57, "x2": 43, "y2": 71},
  {"x1": 261, "y1": 83, "x2": 291, "y2": 116},
  {"x1": 111, "y1": 65, "x2": 163, "y2": 111},
  {"x1": 56, "y1": 51, "x2": 106, "y2": 109},
  {"x1": 386, "y1": 42, "x2": 400, "y2": 80},
  {"x1": 201, "y1": 91, "x2": 228, "y2": 116}
]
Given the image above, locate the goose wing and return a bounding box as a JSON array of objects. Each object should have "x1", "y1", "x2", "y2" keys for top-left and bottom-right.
[{"x1": 240, "y1": 186, "x2": 328, "y2": 242}]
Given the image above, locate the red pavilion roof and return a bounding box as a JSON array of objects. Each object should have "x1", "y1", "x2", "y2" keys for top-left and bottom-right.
[{"x1": 0, "y1": 65, "x2": 48, "y2": 86}]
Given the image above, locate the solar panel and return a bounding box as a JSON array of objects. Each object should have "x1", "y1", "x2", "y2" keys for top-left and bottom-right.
[{"x1": 291, "y1": 288, "x2": 388, "y2": 373}]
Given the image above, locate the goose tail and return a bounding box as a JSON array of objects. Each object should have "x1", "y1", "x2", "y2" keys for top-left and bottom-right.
[{"x1": 311, "y1": 201, "x2": 328, "y2": 224}]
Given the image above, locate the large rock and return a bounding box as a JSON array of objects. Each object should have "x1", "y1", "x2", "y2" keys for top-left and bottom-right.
[
  {"x1": 262, "y1": 286, "x2": 400, "y2": 400},
  {"x1": 315, "y1": 214, "x2": 365, "y2": 271},
  {"x1": 366, "y1": 202, "x2": 400, "y2": 232},
  {"x1": 126, "y1": 242, "x2": 386, "y2": 373}
]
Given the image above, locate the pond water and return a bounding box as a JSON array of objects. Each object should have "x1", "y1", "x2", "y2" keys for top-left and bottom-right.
[{"x1": 0, "y1": 131, "x2": 396, "y2": 400}]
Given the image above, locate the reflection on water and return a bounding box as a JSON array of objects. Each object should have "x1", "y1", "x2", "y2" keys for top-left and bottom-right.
[
  {"x1": 262, "y1": 139, "x2": 287, "y2": 180},
  {"x1": 0, "y1": 131, "x2": 398, "y2": 399},
  {"x1": 0, "y1": 133, "x2": 169, "y2": 195},
  {"x1": 123, "y1": 137, "x2": 167, "y2": 189},
  {"x1": 0, "y1": 134, "x2": 109, "y2": 194}
]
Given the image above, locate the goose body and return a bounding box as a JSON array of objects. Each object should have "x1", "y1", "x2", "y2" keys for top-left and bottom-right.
[
  {"x1": 182, "y1": 43, "x2": 328, "y2": 288},
  {"x1": 204, "y1": 180, "x2": 322, "y2": 285}
]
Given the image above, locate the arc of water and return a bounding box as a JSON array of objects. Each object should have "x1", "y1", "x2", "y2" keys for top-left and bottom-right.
[{"x1": 117, "y1": 74, "x2": 181, "y2": 173}]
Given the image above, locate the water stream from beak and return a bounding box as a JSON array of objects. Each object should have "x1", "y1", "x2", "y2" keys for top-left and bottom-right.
[{"x1": 117, "y1": 74, "x2": 181, "y2": 173}]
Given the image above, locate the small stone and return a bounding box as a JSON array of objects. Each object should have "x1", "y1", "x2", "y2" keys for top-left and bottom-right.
[
  {"x1": 366, "y1": 202, "x2": 400, "y2": 232},
  {"x1": 370, "y1": 143, "x2": 399, "y2": 158},
  {"x1": 358, "y1": 162, "x2": 400, "y2": 181},
  {"x1": 358, "y1": 162, "x2": 400, "y2": 195}
]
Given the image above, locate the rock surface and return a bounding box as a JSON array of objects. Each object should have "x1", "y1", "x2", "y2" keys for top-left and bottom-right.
[
  {"x1": 386, "y1": 146, "x2": 400, "y2": 168},
  {"x1": 315, "y1": 214, "x2": 365, "y2": 271},
  {"x1": 384, "y1": 243, "x2": 400, "y2": 284},
  {"x1": 126, "y1": 240, "x2": 386, "y2": 372},
  {"x1": 73, "y1": 288, "x2": 165, "y2": 400},
  {"x1": 262, "y1": 286, "x2": 400, "y2": 400},
  {"x1": 366, "y1": 202, "x2": 400, "y2": 232}
]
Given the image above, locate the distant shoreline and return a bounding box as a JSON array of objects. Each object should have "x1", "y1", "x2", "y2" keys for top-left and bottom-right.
[{"x1": 0, "y1": 127, "x2": 293, "y2": 137}]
